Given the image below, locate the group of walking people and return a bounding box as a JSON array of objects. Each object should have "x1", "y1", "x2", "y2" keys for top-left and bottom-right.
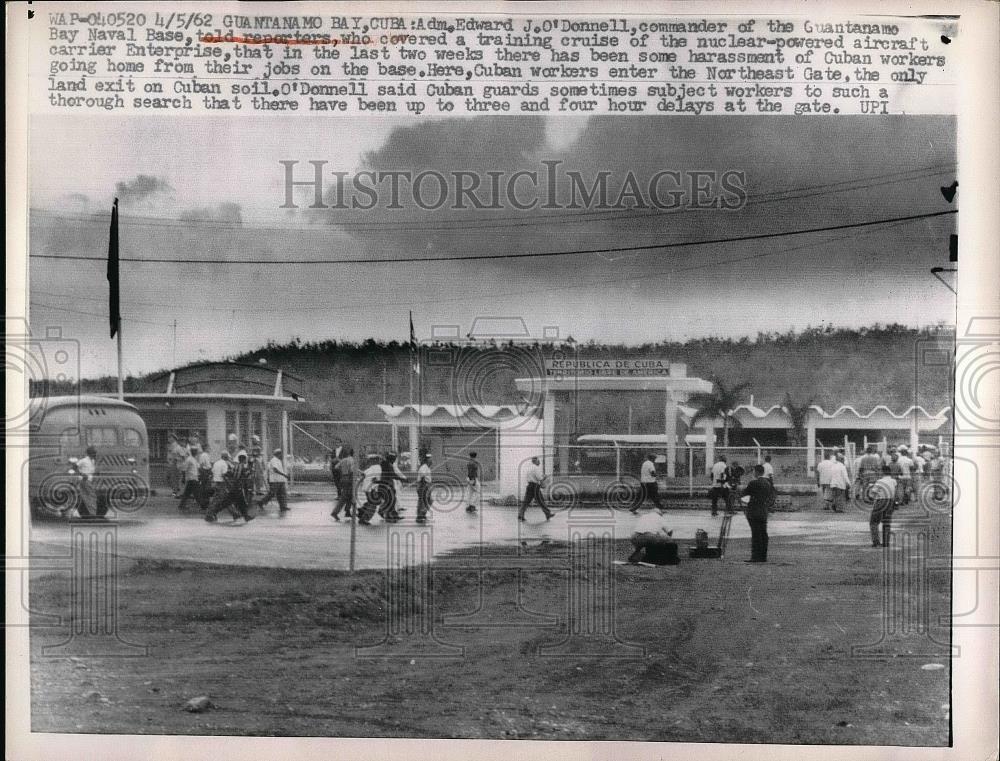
[
  {"x1": 166, "y1": 432, "x2": 291, "y2": 524},
  {"x1": 328, "y1": 448, "x2": 411, "y2": 524}
]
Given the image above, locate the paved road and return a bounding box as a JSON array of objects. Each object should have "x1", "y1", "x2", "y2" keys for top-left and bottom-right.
[{"x1": 26, "y1": 489, "x2": 931, "y2": 572}]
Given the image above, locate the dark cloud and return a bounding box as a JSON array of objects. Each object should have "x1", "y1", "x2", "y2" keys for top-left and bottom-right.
[
  {"x1": 114, "y1": 174, "x2": 173, "y2": 203},
  {"x1": 179, "y1": 202, "x2": 243, "y2": 224}
]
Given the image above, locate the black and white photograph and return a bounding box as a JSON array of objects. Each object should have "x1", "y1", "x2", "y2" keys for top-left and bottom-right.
[{"x1": 6, "y1": 2, "x2": 999, "y2": 760}]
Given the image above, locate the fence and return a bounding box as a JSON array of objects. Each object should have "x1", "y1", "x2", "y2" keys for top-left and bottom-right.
[{"x1": 289, "y1": 420, "x2": 399, "y2": 482}]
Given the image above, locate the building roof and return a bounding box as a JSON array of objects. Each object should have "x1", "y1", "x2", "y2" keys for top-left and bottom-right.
[
  {"x1": 378, "y1": 404, "x2": 534, "y2": 421},
  {"x1": 29, "y1": 395, "x2": 139, "y2": 413},
  {"x1": 133, "y1": 361, "x2": 304, "y2": 401}
]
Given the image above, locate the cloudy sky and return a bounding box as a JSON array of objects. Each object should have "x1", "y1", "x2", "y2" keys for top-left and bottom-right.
[{"x1": 26, "y1": 114, "x2": 956, "y2": 379}]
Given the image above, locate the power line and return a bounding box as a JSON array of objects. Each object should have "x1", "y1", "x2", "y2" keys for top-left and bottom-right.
[
  {"x1": 28, "y1": 301, "x2": 173, "y2": 327},
  {"x1": 28, "y1": 209, "x2": 957, "y2": 266},
  {"x1": 28, "y1": 217, "x2": 918, "y2": 317},
  {"x1": 28, "y1": 163, "x2": 954, "y2": 234}
]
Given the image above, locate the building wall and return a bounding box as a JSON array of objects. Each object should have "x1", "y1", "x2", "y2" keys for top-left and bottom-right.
[
  {"x1": 132, "y1": 399, "x2": 286, "y2": 487},
  {"x1": 498, "y1": 427, "x2": 545, "y2": 498}
]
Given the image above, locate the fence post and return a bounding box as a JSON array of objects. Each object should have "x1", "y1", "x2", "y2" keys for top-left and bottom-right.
[{"x1": 688, "y1": 446, "x2": 693, "y2": 496}]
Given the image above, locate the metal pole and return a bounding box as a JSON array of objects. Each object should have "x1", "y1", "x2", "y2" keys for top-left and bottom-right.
[
  {"x1": 116, "y1": 326, "x2": 124, "y2": 400},
  {"x1": 348, "y1": 491, "x2": 357, "y2": 574},
  {"x1": 688, "y1": 446, "x2": 693, "y2": 497}
]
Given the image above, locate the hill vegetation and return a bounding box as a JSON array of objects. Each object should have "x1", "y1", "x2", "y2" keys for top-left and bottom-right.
[{"x1": 47, "y1": 325, "x2": 954, "y2": 430}]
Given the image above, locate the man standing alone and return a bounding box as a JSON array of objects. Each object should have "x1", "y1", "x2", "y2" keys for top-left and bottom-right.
[
  {"x1": 742, "y1": 464, "x2": 774, "y2": 562},
  {"x1": 466, "y1": 451, "x2": 481, "y2": 514}
]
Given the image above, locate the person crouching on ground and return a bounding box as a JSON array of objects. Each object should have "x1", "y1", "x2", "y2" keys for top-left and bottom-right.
[
  {"x1": 742, "y1": 464, "x2": 775, "y2": 563},
  {"x1": 259, "y1": 448, "x2": 290, "y2": 515},
  {"x1": 627, "y1": 507, "x2": 673, "y2": 563}
]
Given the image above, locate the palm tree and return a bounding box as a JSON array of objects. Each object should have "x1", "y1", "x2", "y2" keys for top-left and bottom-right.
[
  {"x1": 689, "y1": 379, "x2": 751, "y2": 448},
  {"x1": 783, "y1": 393, "x2": 814, "y2": 447}
]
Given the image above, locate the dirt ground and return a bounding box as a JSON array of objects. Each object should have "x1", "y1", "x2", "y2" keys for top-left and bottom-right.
[{"x1": 28, "y1": 511, "x2": 952, "y2": 744}]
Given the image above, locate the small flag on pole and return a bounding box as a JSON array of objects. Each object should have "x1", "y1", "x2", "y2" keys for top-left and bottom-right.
[
  {"x1": 409, "y1": 311, "x2": 420, "y2": 374},
  {"x1": 108, "y1": 198, "x2": 121, "y2": 339}
]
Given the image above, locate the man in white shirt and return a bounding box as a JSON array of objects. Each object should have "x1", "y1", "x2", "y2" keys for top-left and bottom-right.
[
  {"x1": 816, "y1": 451, "x2": 835, "y2": 511},
  {"x1": 709, "y1": 455, "x2": 730, "y2": 517},
  {"x1": 762, "y1": 455, "x2": 774, "y2": 482},
  {"x1": 631, "y1": 454, "x2": 665, "y2": 513},
  {"x1": 178, "y1": 446, "x2": 206, "y2": 512},
  {"x1": 72, "y1": 445, "x2": 102, "y2": 518},
  {"x1": 166, "y1": 434, "x2": 188, "y2": 498},
  {"x1": 869, "y1": 465, "x2": 897, "y2": 547},
  {"x1": 259, "y1": 449, "x2": 290, "y2": 514},
  {"x1": 207, "y1": 452, "x2": 231, "y2": 515},
  {"x1": 356, "y1": 456, "x2": 383, "y2": 525},
  {"x1": 895, "y1": 446, "x2": 915, "y2": 505},
  {"x1": 519, "y1": 457, "x2": 553, "y2": 521},
  {"x1": 627, "y1": 508, "x2": 674, "y2": 563},
  {"x1": 416, "y1": 453, "x2": 433, "y2": 523},
  {"x1": 828, "y1": 453, "x2": 851, "y2": 513}
]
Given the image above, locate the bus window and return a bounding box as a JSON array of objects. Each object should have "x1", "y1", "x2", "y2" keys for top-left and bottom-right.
[
  {"x1": 60, "y1": 428, "x2": 81, "y2": 454},
  {"x1": 122, "y1": 428, "x2": 143, "y2": 448},
  {"x1": 85, "y1": 427, "x2": 119, "y2": 447}
]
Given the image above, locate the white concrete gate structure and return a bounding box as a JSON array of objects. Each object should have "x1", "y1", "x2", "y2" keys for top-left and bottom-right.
[{"x1": 515, "y1": 362, "x2": 714, "y2": 478}]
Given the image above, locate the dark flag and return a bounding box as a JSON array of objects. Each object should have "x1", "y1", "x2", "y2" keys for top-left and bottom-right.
[
  {"x1": 108, "y1": 198, "x2": 120, "y2": 338},
  {"x1": 409, "y1": 311, "x2": 420, "y2": 375}
]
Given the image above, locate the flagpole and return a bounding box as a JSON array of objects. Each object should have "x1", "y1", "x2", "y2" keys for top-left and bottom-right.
[
  {"x1": 109, "y1": 197, "x2": 124, "y2": 400},
  {"x1": 117, "y1": 327, "x2": 124, "y2": 400}
]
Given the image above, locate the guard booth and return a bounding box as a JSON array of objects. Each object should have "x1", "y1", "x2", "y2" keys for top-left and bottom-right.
[{"x1": 515, "y1": 361, "x2": 714, "y2": 481}]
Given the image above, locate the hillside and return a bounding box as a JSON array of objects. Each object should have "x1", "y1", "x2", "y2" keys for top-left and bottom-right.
[{"x1": 57, "y1": 325, "x2": 955, "y2": 428}]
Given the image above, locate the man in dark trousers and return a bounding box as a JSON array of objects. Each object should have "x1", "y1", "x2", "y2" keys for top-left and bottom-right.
[
  {"x1": 466, "y1": 451, "x2": 481, "y2": 513},
  {"x1": 631, "y1": 453, "x2": 664, "y2": 513},
  {"x1": 519, "y1": 456, "x2": 553, "y2": 521},
  {"x1": 331, "y1": 447, "x2": 358, "y2": 520},
  {"x1": 741, "y1": 464, "x2": 774, "y2": 563},
  {"x1": 205, "y1": 453, "x2": 256, "y2": 524},
  {"x1": 726, "y1": 460, "x2": 746, "y2": 513}
]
